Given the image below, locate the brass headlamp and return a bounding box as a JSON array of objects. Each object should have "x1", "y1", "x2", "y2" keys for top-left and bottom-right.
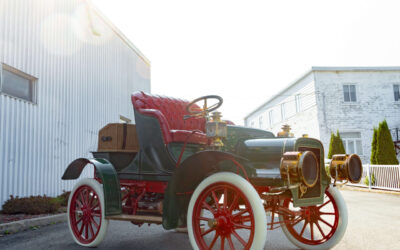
[
  {"x1": 329, "y1": 154, "x2": 362, "y2": 183},
  {"x1": 280, "y1": 151, "x2": 319, "y2": 188}
]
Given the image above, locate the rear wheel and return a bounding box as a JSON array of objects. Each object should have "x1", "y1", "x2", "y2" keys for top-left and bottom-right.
[
  {"x1": 187, "y1": 172, "x2": 267, "y2": 250},
  {"x1": 279, "y1": 186, "x2": 347, "y2": 249},
  {"x1": 67, "y1": 178, "x2": 109, "y2": 247}
]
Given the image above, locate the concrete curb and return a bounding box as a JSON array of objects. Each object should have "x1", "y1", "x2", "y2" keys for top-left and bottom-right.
[
  {"x1": 0, "y1": 213, "x2": 67, "y2": 234},
  {"x1": 339, "y1": 185, "x2": 400, "y2": 196}
]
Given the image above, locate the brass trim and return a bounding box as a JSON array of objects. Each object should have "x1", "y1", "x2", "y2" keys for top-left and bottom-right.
[
  {"x1": 329, "y1": 154, "x2": 363, "y2": 183},
  {"x1": 280, "y1": 151, "x2": 319, "y2": 189},
  {"x1": 299, "y1": 151, "x2": 320, "y2": 188}
]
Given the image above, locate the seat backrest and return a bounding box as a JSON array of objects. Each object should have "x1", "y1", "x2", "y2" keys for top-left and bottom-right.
[{"x1": 131, "y1": 91, "x2": 205, "y2": 132}]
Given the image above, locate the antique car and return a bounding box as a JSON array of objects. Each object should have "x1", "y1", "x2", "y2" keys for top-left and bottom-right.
[{"x1": 62, "y1": 91, "x2": 363, "y2": 249}]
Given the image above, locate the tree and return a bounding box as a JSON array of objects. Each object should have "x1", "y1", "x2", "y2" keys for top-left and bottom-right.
[
  {"x1": 375, "y1": 120, "x2": 399, "y2": 165},
  {"x1": 370, "y1": 127, "x2": 378, "y2": 164},
  {"x1": 328, "y1": 132, "x2": 335, "y2": 159},
  {"x1": 328, "y1": 130, "x2": 346, "y2": 159},
  {"x1": 335, "y1": 131, "x2": 346, "y2": 155}
]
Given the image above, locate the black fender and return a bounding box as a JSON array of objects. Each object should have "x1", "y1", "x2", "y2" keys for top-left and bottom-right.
[
  {"x1": 62, "y1": 158, "x2": 122, "y2": 216},
  {"x1": 162, "y1": 150, "x2": 254, "y2": 230}
]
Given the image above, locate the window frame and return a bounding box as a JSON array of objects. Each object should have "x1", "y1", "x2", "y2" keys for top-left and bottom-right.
[
  {"x1": 258, "y1": 115, "x2": 263, "y2": 129},
  {"x1": 340, "y1": 131, "x2": 363, "y2": 156},
  {"x1": 268, "y1": 110, "x2": 273, "y2": 128},
  {"x1": 342, "y1": 84, "x2": 357, "y2": 103},
  {"x1": 295, "y1": 94, "x2": 301, "y2": 113},
  {"x1": 0, "y1": 63, "x2": 37, "y2": 104},
  {"x1": 394, "y1": 84, "x2": 400, "y2": 102},
  {"x1": 281, "y1": 103, "x2": 286, "y2": 121}
]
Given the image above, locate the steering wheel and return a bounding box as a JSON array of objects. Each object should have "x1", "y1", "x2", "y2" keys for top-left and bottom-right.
[{"x1": 185, "y1": 95, "x2": 223, "y2": 119}]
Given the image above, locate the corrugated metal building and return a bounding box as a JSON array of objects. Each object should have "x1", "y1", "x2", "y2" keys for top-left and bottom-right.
[{"x1": 0, "y1": 0, "x2": 151, "y2": 206}]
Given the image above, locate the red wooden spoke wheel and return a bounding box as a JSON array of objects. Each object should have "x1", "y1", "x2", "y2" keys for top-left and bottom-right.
[
  {"x1": 68, "y1": 179, "x2": 108, "y2": 247},
  {"x1": 279, "y1": 187, "x2": 348, "y2": 249},
  {"x1": 188, "y1": 172, "x2": 267, "y2": 250}
]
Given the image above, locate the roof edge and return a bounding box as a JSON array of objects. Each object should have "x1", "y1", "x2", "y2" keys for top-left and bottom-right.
[
  {"x1": 244, "y1": 69, "x2": 313, "y2": 120},
  {"x1": 90, "y1": 1, "x2": 151, "y2": 65},
  {"x1": 312, "y1": 66, "x2": 400, "y2": 71}
]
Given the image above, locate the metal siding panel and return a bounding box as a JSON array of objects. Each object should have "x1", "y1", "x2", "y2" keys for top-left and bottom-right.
[{"x1": 0, "y1": 0, "x2": 150, "y2": 205}]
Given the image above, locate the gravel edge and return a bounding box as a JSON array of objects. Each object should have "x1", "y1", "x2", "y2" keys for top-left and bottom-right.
[{"x1": 0, "y1": 213, "x2": 67, "y2": 234}]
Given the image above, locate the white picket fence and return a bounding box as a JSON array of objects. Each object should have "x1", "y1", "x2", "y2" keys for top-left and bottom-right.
[{"x1": 347, "y1": 164, "x2": 400, "y2": 191}]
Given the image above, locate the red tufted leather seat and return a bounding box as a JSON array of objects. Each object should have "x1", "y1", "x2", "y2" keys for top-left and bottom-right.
[{"x1": 131, "y1": 91, "x2": 208, "y2": 145}]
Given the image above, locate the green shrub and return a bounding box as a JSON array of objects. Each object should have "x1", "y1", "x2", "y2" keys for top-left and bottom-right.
[
  {"x1": 328, "y1": 130, "x2": 346, "y2": 159},
  {"x1": 370, "y1": 127, "x2": 378, "y2": 164},
  {"x1": 364, "y1": 173, "x2": 376, "y2": 186},
  {"x1": 56, "y1": 190, "x2": 70, "y2": 207},
  {"x1": 2, "y1": 195, "x2": 61, "y2": 215},
  {"x1": 375, "y1": 120, "x2": 399, "y2": 165},
  {"x1": 335, "y1": 131, "x2": 346, "y2": 154}
]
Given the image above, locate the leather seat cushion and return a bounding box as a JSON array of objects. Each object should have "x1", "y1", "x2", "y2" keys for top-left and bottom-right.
[{"x1": 132, "y1": 91, "x2": 207, "y2": 144}]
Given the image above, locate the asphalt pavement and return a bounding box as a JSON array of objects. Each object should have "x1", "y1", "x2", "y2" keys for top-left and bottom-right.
[{"x1": 0, "y1": 189, "x2": 399, "y2": 250}]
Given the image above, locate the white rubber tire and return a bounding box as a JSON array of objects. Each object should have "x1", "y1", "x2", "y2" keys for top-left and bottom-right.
[
  {"x1": 279, "y1": 186, "x2": 348, "y2": 250},
  {"x1": 187, "y1": 172, "x2": 267, "y2": 250},
  {"x1": 67, "y1": 178, "x2": 109, "y2": 247}
]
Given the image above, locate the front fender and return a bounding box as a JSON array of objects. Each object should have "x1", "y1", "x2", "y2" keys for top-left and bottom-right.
[
  {"x1": 162, "y1": 150, "x2": 254, "y2": 230},
  {"x1": 62, "y1": 158, "x2": 122, "y2": 216}
]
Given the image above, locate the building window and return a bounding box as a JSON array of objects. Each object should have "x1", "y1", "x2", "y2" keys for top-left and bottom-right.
[
  {"x1": 340, "y1": 132, "x2": 363, "y2": 155},
  {"x1": 268, "y1": 110, "x2": 273, "y2": 127},
  {"x1": 281, "y1": 103, "x2": 286, "y2": 120},
  {"x1": 295, "y1": 94, "x2": 301, "y2": 112},
  {"x1": 250, "y1": 121, "x2": 255, "y2": 127},
  {"x1": 258, "y1": 116, "x2": 263, "y2": 129},
  {"x1": 343, "y1": 84, "x2": 357, "y2": 102},
  {"x1": 394, "y1": 84, "x2": 400, "y2": 101},
  {"x1": 0, "y1": 64, "x2": 36, "y2": 103}
]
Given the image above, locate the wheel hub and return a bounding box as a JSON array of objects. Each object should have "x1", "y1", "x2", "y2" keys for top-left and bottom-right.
[
  {"x1": 303, "y1": 206, "x2": 320, "y2": 222},
  {"x1": 81, "y1": 206, "x2": 92, "y2": 221},
  {"x1": 210, "y1": 212, "x2": 234, "y2": 236}
]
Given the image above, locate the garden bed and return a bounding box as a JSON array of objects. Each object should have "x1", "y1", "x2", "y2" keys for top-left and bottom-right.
[{"x1": 0, "y1": 192, "x2": 69, "y2": 225}]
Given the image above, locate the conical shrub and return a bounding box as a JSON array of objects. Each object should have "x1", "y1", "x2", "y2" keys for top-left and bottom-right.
[
  {"x1": 328, "y1": 132, "x2": 335, "y2": 159},
  {"x1": 328, "y1": 130, "x2": 346, "y2": 159},
  {"x1": 370, "y1": 127, "x2": 378, "y2": 164},
  {"x1": 335, "y1": 131, "x2": 346, "y2": 155},
  {"x1": 375, "y1": 120, "x2": 399, "y2": 165}
]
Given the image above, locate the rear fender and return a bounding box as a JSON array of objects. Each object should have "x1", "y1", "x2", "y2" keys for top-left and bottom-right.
[
  {"x1": 162, "y1": 151, "x2": 254, "y2": 229},
  {"x1": 62, "y1": 158, "x2": 122, "y2": 216}
]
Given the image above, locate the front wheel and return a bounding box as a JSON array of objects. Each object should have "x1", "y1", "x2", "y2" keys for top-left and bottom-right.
[
  {"x1": 187, "y1": 172, "x2": 267, "y2": 250},
  {"x1": 67, "y1": 178, "x2": 109, "y2": 247},
  {"x1": 279, "y1": 186, "x2": 348, "y2": 250}
]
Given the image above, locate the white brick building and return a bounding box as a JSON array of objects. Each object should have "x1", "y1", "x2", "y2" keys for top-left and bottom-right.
[{"x1": 244, "y1": 67, "x2": 400, "y2": 163}]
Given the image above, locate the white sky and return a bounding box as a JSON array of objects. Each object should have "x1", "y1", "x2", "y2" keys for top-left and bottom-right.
[{"x1": 94, "y1": 0, "x2": 400, "y2": 125}]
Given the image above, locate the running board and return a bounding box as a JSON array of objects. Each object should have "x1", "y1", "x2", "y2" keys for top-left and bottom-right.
[{"x1": 106, "y1": 214, "x2": 163, "y2": 224}]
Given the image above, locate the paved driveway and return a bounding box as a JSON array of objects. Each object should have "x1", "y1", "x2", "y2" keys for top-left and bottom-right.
[
  {"x1": 333, "y1": 188, "x2": 400, "y2": 250},
  {"x1": 0, "y1": 189, "x2": 399, "y2": 250}
]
